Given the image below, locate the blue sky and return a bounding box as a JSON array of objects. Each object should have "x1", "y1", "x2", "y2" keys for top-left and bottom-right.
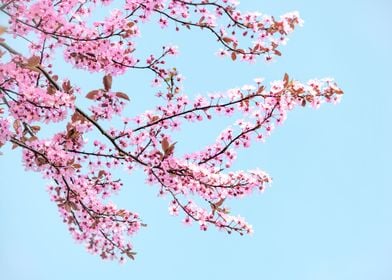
[{"x1": 1, "y1": 1, "x2": 391, "y2": 279}]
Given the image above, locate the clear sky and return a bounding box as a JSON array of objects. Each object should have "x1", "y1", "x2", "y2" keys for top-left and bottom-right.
[{"x1": 1, "y1": 1, "x2": 391, "y2": 279}]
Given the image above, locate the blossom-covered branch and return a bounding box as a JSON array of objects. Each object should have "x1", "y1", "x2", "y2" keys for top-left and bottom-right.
[{"x1": 0, "y1": 0, "x2": 343, "y2": 263}]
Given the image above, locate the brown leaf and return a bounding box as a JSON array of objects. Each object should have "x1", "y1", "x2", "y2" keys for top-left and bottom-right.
[
  {"x1": 69, "y1": 201, "x2": 79, "y2": 211},
  {"x1": 283, "y1": 73, "x2": 289, "y2": 87},
  {"x1": 335, "y1": 88, "x2": 344, "y2": 95},
  {"x1": 86, "y1": 90, "x2": 99, "y2": 100},
  {"x1": 35, "y1": 156, "x2": 48, "y2": 166},
  {"x1": 71, "y1": 111, "x2": 86, "y2": 123},
  {"x1": 115, "y1": 92, "x2": 130, "y2": 101},
  {"x1": 231, "y1": 52, "x2": 237, "y2": 61},
  {"x1": 27, "y1": 136, "x2": 38, "y2": 142},
  {"x1": 0, "y1": 26, "x2": 7, "y2": 36},
  {"x1": 103, "y1": 74, "x2": 112, "y2": 91},
  {"x1": 215, "y1": 198, "x2": 225, "y2": 208},
  {"x1": 222, "y1": 37, "x2": 233, "y2": 44},
  {"x1": 72, "y1": 163, "x2": 82, "y2": 169},
  {"x1": 62, "y1": 80, "x2": 71, "y2": 92},
  {"x1": 161, "y1": 137, "x2": 170, "y2": 152},
  {"x1": 126, "y1": 251, "x2": 137, "y2": 260},
  {"x1": 257, "y1": 86, "x2": 265, "y2": 94},
  {"x1": 13, "y1": 120, "x2": 21, "y2": 132},
  {"x1": 117, "y1": 209, "x2": 127, "y2": 218},
  {"x1": 98, "y1": 170, "x2": 105, "y2": 178},
  {"x1": 26, "y1": 56, "x2": 40, "y2": 68},
  {"x1": 164, "y1": 143, "x2": 176, "y2": 157},
  {"x1": 63, "y1": 202, "x2": 72, "y2": 213},
  {"x1": 149, "y1": 115, "x2": 160, "y2": 123}
]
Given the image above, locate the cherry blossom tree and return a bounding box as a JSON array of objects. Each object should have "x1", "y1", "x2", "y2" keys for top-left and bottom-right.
[{"x1": 0, "y1": 0, "x2": 343, "y2": 263}]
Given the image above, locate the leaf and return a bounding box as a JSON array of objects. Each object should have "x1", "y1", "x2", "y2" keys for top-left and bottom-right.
[
  {"x1": 98, "y1": 170, "x2": 105, "y2": 178},
  {"x1": 27, "y1": 136, "x2": 38, "y2": 142},
  {"x1": 335, "y1": 88, "x2": 344, "y2": 95},
  {"x1": 215, "y1": 198, "x2": 225, "y2": 208},
  {"x1": 257, "y1": 86, "x2": 265, "y2": 94},
  {"x1": 71, "y1": 111, "x2": 86, "y2": 123},
  {"x1": 69, "y1": 201, "x2": 79, "y2": 211},
  {"x1": 222, "y1": 37, "x2": 233, "y2": 44},
  {"x1": 86, "y1": 90, "x2": 99, "y2": 100},
  {"x1": 231, "y1": 52, "x2": 237, "y2": 61},
  {"x1": 115, "y1": 92, "x2": 130, "y2": 101},
  {"x1": 63, "y1": 202, "x2": 72, "y2": 212},
  {"x1": 62, "y1": 80, "x2": 71, "y2": 92},
  {"x1": 35, "y1": 156, "x2": 48, "y2": 166},
  {"x1": 26, "y1": 56, "x2": 40, "y2": 68},
  {"x1": 126, "y1": 251, "x2": 137, "y2": 260},
  {"x1": 0, "y1": 26, "x2": 6, "y2": 36},
  {"x1": 164, "y1": 143, "x2": 176, "y2": 157},
  {"x1": 72, "y1": 163, "x2": 82, "y2": 169},
  {"x1": 161, "y1": 137, "x2": 170, "y2": 152},
  {"x1": 117, "y1": 209, "x2": 127, "y2": 218},
  {"x1": 13, "y1": 120, "x2": 21, "y2": 132},
  {"x1": 103, "y1": 74, "x2": 112, "y2": 91},
  {"x1": 283, "y1": 73, "x2": 289, "y2": 87},
  {"x1": 149, "y1": 115, "x2": 160, "y2": 123}
]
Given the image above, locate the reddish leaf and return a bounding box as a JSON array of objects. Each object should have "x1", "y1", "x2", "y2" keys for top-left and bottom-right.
[
  {"x1": 335, "y1": 88, "x2": 344, "y2": 94},
  {"x1": 222, "y1": 37, "x2": 233, "y2": 44},
  {"x1": 126, "y1": 251, "x2": 137, "y2": 260},
  {"x1": 86, "y1": 90, "x2": 99, "y2": 100},
  {"x1": 0, "y1": 26, "x2": 6, "y2": 36},
  {"x1": 71, "y1": 111, "x2": 83, "y2": 123},
  {"x1": 161, "y1": 137, "x2": 170, "y2": 152},
  {"x1": 13, "y1": 120, "x2": 21, "y2": 132},
  {"x1": 27, "y1": 136, "x2": 38, "y2": 142},
  {"x1": 149, "y1": 115, "x2": 160, "y2": 123},
  {"x1": 231, "y1": 52, "x2": 237, "y2": 61},
  {"x1": 116, "y1": 92, "x2": 130, "y2": 101},
  {"x1": 98, "y1": 170, "x2": 105, "y2": 178},
  {"x1": 62, "y1": 80, "x2": 71, "y2": 92},
  {"x1": 164, "y1": 143, "x2": 176, "y2": 157},
  {"x1": 283, "y1": 73, "x2": 289, "y2": 87},
  {"x1": 27, "y1": 56, "x2": 40, "y2": 68},
  {"x1": 215, "y1": 198, "x2": 225, "y2": 208},
  {"x1": 103, "y1": 74, "x2": 112, "y2": 91},
  {"x1": 72, "y1": 163, "x2": 82, "y2": 169}
]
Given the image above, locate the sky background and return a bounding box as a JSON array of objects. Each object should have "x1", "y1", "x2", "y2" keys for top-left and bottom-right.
[{"x1": 1, "y1": 1, "x2": 391, "y2": 279}]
